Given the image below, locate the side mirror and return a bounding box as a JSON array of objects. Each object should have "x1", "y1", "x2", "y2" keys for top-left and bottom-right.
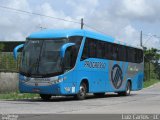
[
  {"x1": 13, "y1": 44, "x2": 24, "y2": 60},
  {"x1": 60, "y1": 43, "x2": 75, "y2": 58}
]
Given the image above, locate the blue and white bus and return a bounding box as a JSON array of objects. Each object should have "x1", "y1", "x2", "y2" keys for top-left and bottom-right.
[{"x1": 14, "y1": 29, "x2": 144, "y2": 100}]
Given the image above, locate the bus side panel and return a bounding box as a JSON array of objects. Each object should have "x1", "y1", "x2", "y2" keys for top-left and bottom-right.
[
  {"x1": 76, "y1": 59, "x2": 126, "y2": 93},
  {"x1": 104, "y1": 60, "x2": 144, "y2": 92},
  {"x1": 125, "y1": 62, "x2": 144, "y2": 91},
  {"x1": 107, "y1": 60, "x2": 129, "y2": 92},
  {"x1": 59, "y1": 70, "x2": 78, "y2": 95},
  {"x1": 76, "y1": 58, "x2": 109, "y2": 93},
  {"x1": 131, "y1": 72, "x2": 144, "y2": 91},
  {"x1": 75, "y1": 70, "x2": 107, "y2": 93}
]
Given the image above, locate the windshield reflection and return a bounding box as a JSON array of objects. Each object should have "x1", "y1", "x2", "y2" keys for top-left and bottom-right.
[
  {"x1": 20, "y1": 36, "x2": 82, "y2": 78},
  {"x1": 20, "y1": 39, "x2": 66, "y2": 77}
]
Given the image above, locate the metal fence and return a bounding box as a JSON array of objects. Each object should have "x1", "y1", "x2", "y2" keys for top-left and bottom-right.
[
  {"x1": 144, "y1": 62, "x2": 159, "y2": 81},
  {"x1": 0, "y1": 52, "x2": 20, "y2": 72}
]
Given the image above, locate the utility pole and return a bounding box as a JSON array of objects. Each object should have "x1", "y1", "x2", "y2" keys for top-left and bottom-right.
[
  {"x1": 140, "y1": 30, "x2": 147, "y2": 50},
  {"x1": 81, "y1": 18, "x2": 84, "y2": 29},
  {"x1": 140, "y1": 30, "x2": 143, "y2": 47}
]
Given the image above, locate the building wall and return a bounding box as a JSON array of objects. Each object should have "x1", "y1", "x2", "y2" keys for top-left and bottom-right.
[{"x1": 0, "y1": 72, "x2": 18, "y2": 93}]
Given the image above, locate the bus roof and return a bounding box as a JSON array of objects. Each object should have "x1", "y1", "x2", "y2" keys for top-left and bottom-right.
[
  {"x1": 28, "y1": 29, "x2": 114, "y2": 41},
  {"x1": 28, "y1": 29, "x2": 142, "y2": 49}
]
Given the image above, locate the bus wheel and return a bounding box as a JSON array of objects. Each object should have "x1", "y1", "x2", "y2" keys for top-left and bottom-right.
[
  {"x1": 94, "y1": 93, "x2": 105, "y2": 98},
  {"x1": 40, "y1": 94, "x2": 52, "y2": 101},
  {"x1": 118, "y1": 81, "x2": 131, "y2": 96},
  {"x1": 75, "y1": 82, "x2": 87, "y2": 100}
]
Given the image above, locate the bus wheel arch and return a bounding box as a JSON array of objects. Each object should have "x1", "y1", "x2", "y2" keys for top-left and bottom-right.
[
  {"x1": 125, "y1": 80, "x2": 132, "y2": 96},
  {"x1": 127, "y1": 79, "x2": 132, "y2": 91},
  {"x1": 81, "y1": 79, "x2": 89, "y2": 93},
  {"x1": 118, "y1": 79, "x2": 132, "y2": 96},
  {"x1": 75, "y1": 79, "x2": 89, "y2": 100}
]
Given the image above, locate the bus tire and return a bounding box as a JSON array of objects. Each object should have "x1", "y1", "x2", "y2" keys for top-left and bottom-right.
[
  {"x1": 75, "y1": 82, "x2": 87, "y2": 100},
  {"x1": 94, "y1": 93, "x2": 105, "y2": 98},
  {"x1": 40, "y1": 94, "x2": 52, "y2": 101},
  {"x1": 118, "y1": 81, "x2": 131, "y2": 96}
]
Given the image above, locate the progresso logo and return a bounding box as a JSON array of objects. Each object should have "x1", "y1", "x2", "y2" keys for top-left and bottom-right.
[
  {"x1": 111, "y1": 64, "x2": 123, "y2": 89},
  {"x1": 84, "y1": 61, "x2": 106, "y2": 69}
]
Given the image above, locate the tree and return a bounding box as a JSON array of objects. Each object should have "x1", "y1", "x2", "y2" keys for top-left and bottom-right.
[
  {"x1": 0, "y1": 43, "x2": 4, "y2": 52},
  {"x1": 144, "y1": 48, "x2": 160, "y2": 80}
]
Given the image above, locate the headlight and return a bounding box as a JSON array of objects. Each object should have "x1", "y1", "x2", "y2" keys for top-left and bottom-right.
[{"x1": 52, "y1": 77, "x2": 66, "y2": 84}]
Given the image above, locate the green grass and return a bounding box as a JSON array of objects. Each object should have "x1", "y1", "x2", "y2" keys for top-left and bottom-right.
[
  {"x1": 0, "y1": 92, "x2": 39, "y2": 100},
  {"x1": 144, "y1": 79, "x2": 160, "y2": 88}
]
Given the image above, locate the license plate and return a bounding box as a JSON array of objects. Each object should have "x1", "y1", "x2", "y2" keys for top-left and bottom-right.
[
  {"x1": 32, "y1": 88, "x2": 40, "y2": 92},
  {"x1": 35, "y1": 78, "x2": 50, "y2": 82}
]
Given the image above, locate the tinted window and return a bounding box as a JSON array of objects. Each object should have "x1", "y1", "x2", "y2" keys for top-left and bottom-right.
[
  {"x1": 118, "y1": 45, "x2": 126, "y2": 61},
  {"x1": 89, "y1": 39, "x2": 96, "y2": 58},
  {"x1": 139, "y1": 50, "x2": 143, "y2": 62},
  {"x1": 81, "y1": 38, "x2": 89, "y2": 60},
  {"x1": 127, "y1": 47, "x2": 134, "y2": 62},
  {"x1": 81, "y1": 38, "x2": 96, "y2": 60},
  {"x1": 112, "y1": 44, "x2": 118, "y2": 60},
  {"x1": 68, "y1": 36, "x2": 83, "y2": 68},
  {"x1": 69, "y1": 36, "x2": 82, "y2": 48},
  {"x1": 104, "y1": 43, "x2": 112, "y2": 59},
  {"x1": 97, "y1": 41, "x2": 105, "y2": 58},
  {"x1": 135, "y1": 49, "x2": 143, "y2": 63},
  {"x1": 81, "y1": 37, "x2": 143, "y2": 63}
]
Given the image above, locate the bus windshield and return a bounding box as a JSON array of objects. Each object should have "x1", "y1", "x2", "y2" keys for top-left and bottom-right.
[
  {"x1": 20, "y1": 38, "x2": 67, "y2": 77},
  {"x1": 20, "y1": 36, "x2": 82, "y2": 77}
]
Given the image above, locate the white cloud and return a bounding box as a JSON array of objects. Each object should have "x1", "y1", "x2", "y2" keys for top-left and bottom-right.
[
  {"x1": 4, "y1": 32, "x2": 24, "y2": 41},
  {"x1": 0, "y1": 0, "x2": 159, "y2": 49},
  {"x1": 143, "y1": 35, "x2": 160, "y2": 49},
  {"x1": 0, "y1": 0, "x2": 33, "y2": 40},
  {"x1": 114, "y1": 0, "x2": 160, "y2": 22},
  {"x1": 0, "y1": 0, "x2": 80, "y2": 41},
  {"x1": 0, "y1": 17, "x2": 12, "y2": 27},
  {"x1": 117, "y1": 0, "x2": 154, "y2": 17},
  {"x1": 115, "y1": 25, "x2": 140, "y2": 46},
  {"x1": 66, "y1": 0, "x2": 99, "y2": 18},
  {"x1": 38, "y1": 2, "x2": 79, "y2": 29}
]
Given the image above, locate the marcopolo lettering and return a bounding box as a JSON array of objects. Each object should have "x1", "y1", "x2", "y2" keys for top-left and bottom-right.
[{"x1": 84, "y1": 61, "x2": 106, "y2": 69}]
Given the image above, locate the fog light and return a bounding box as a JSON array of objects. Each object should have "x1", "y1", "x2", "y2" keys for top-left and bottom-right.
[{"x1": 64, "y1": 87, "x2": 70, "y2": 92}]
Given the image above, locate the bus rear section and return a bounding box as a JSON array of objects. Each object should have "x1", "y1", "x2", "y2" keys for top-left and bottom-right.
[{"x1": 76, "y1": 37, "x2": 144, "y2": 97}]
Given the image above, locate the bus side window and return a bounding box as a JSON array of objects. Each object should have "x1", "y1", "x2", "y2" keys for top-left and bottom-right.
[
  {"x1": 127, "y1": 47, "x2": 131, "y2": 62},
  {"x1": 97, "y1": 41, "x2": 104, "y2": 59},
  {"x1": 132, "y1": 48, "x2": 136, "y2": 63},
  {"x1": 63, "y1": 47, "x2": 72, "y2": 70},
  {"x1": 81, "y1": 39, "x2": 89, "y2": 60},
  {"x1": 118, "y1": 45, "x2": 126, "y2": 61},
  {"x1": 104, "y1": 43, "x2": 111, "y2": 59},
  {"x1": 112, "y1": 44, "x2": 118, "y2": 60},
  {"x1": 136, "y1": 49, "x2": 143, "y2": 63},
  {"x1": 127, "y1": 47, "x2": 136, "y2": 63},
  {"x1": 88, "y1": 39, "x2": 96, "y2": 58},
  {"x1": 140, "y1": 50, "x2": 143, "y2": 63},
  {"x1": 70, "y1": 46, "x2": 77, "y2": 68},
  {"x1": 135, "y1": 49, "x2": 139, "y2": 63}
]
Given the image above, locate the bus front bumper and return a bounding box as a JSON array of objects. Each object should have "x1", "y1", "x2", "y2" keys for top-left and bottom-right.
[{"x1": 19, "y1": 81, "x2": 77, "y2": 95}]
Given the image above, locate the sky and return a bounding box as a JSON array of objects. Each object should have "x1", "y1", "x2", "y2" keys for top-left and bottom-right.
[{"x1": 0, "y1": 0, "x2": 160, "y2": 49}]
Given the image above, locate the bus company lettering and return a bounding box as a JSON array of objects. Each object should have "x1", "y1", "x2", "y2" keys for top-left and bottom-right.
[{"x1": 84, "y1": 61, "x2": 106, "y2": 69}]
